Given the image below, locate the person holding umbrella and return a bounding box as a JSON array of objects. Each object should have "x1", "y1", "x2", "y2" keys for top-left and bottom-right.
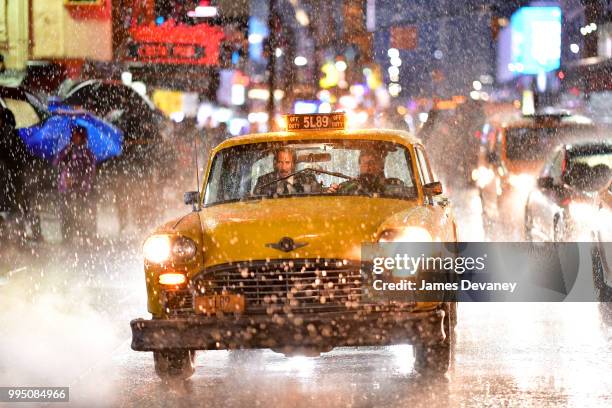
[
  {"x1": 53, "y1": 125, "x2": 97, "y2": 242},
  {"x1": 0, "y1": 107, "x2": 41, "y2": 242}
]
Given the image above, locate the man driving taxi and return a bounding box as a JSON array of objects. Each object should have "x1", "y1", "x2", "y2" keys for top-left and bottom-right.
[
  {"x1": 253, "y1": 147, "x2": 321, "y2": 195},
  {"x1": 328, "y1": 148, "x2": 406, "y2": 195}
]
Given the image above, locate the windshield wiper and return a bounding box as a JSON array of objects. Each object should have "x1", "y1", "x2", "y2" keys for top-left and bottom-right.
[{"x1": 256, "y1": 167, "x2": 353, "y2": 191}]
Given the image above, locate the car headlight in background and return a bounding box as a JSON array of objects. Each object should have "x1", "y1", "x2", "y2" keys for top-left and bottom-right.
[
  {"x1": 568, "y1": 202, "x2": 596, "y2": 220},
  {"x1": 379, "y1": 227, "x2": 433, "y2": 242},
  {"x1": 508, "y1": 173, "x2": 536, "y2": 193},
  {"x1": 472, "y1": 166, "x2": 495, "y2": 189},
  {"x1": 143, "y1": 235, "x2": 197, "y2": 264},
  {"x1": 566, "y1": 202, "x2": 602, "y2": 241}
]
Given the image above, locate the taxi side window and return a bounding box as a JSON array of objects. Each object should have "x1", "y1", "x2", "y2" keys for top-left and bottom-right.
[
  {"x1": 206, "y1": 151, "x2": 252, "y2": 203},
  {"x1": 414, "y1": 146, "x2": 434, "y2": 185},
  {"x1": 385, "y1": 149, "x2": 414, "y2": 187},
  {"x1": 251, "y1": 154, "x2": 273, "y2": 191},
  {"x1": 204, "y1": 154, "x2": 224, "y2": 205}
]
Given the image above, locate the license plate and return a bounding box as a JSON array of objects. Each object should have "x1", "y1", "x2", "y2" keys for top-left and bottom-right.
[{"x1": 195, "y1": 294, "x2": 245, "y2": 314}]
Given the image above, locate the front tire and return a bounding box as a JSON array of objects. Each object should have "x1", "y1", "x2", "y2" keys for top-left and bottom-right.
[
  {"x1": 414, "y1": 302, "x2": 455, "y2": 375},
  {"x1": 154, "y1": 350, "x2": 196, "y2": 380}
]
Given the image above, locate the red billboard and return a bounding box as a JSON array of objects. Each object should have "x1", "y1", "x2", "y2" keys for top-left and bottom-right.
[{"x1": 125, "y1": 23, "x2": 225, "y2": 65}]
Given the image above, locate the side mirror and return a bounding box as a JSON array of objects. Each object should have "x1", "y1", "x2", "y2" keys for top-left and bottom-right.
[
  {"x1": 184, "y1": 191, "x2": 200, "y2": 211},
  {"x1": 537, "y1": 176, "x2": 554, "y2": 190},
  {"x1": 423, "y1": 181, "x2": 443, "y2": 197}
]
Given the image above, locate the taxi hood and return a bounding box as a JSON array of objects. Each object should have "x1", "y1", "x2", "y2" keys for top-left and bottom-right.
[{"x1": 197, "y1": 196, "x2": 420, "y2": 267}]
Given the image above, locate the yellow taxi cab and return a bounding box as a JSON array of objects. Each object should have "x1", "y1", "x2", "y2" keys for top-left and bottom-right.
[
  {"x1": 130, "y1": 112, "x2": 458, "y2": 379},
  {"x1": 475, "y1": 111, "x2": 598, "y2": 230}
]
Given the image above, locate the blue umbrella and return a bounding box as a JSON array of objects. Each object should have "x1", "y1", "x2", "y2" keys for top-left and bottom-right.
[{"x1": 18, "y1": 110, "x2": 123, "y2": 163}]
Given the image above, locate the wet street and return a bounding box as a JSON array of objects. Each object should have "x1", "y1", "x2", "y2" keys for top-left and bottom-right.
[{"x1": 1, "y1": 187, "x2": 611, "y2": 407}]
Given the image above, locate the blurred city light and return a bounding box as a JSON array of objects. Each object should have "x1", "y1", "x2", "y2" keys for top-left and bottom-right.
[
  {"x1": 511, "y1": 6, "x2": 561, "y2": 74},
  {"x1": 248, "y1": 34, "x2": 264, "y2": 44},
  {"x1": 388, "y1": 83, "x2": 401, "y2": 97},
  {"x1": 294, "y1": 100, "x2": 318, "y2": 114},
  {"x1": 121, "y1": 71, "x2": 132, "y2": 85},
  {"x1": 295, "y1": 9, "x2": 310, "y2": 26},
  {"x1": 193, "y1": 6, "x2": 217, "y2": 17},
  {"x1": 387, "y1": 48, "x2": 399, "y2": 58},
  {"x1": 294, "y1": 56, "x2": 308, "y2": 66},
  {"x1": 335, "y1": 60, "x2": 347, "y2": 72},
  {"x1": 247, "y1": 88, "x2": 270, "y2": 100},
  {"x1": 318, "y1": 102, "x2": 332, "y2": 113},
  {"x1": 339, "y1": 95, "x2": 357, "y2": 109}
]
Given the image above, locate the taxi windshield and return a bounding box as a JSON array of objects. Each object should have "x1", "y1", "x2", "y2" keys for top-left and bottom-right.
[{"x1": 204, "y1": 139, "x2": 417, "y2": 206}]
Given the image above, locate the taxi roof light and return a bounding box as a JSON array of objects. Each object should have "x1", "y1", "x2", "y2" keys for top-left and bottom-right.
[{"x1": 285, "y1": 112, "x2": 346, "y2": 132}]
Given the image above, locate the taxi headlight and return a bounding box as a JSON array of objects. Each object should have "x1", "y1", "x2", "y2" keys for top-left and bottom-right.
[
  {"x1": 143, "y1": 235, "x2": 171, "y2": 264},
  {"x1": 172, "y1": 236, "x2": 197, "y2": 260},
  {"x1": 379, "y1": 227, "x2": 433, "y2": 242},
  {"x1": 143, "y1": 235, "x2": 197, "y2": 264}
]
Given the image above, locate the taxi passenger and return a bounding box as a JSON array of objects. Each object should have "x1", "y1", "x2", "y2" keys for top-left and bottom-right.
[
  {"x1": 253, "y1": 147, "x2": 321, "y2": 195},
  {"x1": 329, "y1": 149, "x2": 406, "y2": 195}
]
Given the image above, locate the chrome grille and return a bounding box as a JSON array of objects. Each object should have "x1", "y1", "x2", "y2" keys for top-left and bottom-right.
[{"x1": 193, "y1": 259, "x2": 364, "y2": 314}]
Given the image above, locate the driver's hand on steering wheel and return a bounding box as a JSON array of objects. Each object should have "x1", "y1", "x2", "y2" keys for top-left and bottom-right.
[{"x1": 327, "y1": 183, "x2": 340, "y2": 193}]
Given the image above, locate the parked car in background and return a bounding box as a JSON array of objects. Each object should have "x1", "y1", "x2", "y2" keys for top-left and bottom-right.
[
  {"x1": 475, "y1": 111, "x2": 602, "y2": 235},
  {"x1": 524, "y1": 141, "x2": 612, "y2": 242}
]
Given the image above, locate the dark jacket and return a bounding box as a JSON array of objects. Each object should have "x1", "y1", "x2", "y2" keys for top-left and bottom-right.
[
  {"x1": 0, "y1": 108, "x2": 29, "y2": 170},
  {"x1": 0, "y1": 108, "x2": 29, "y2": 211},
  {"x1": 53, "y1": 144, "x2": 96, "y2": 194}
]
